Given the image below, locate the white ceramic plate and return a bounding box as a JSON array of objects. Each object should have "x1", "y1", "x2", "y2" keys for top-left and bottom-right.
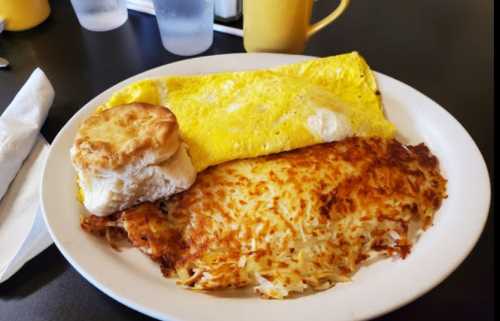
[{"x1": 41, "y1": 54, "x2": 491, "y2": 321}]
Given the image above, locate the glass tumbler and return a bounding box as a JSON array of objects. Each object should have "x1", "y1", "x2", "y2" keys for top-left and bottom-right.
[
  {"x1": 70, "y1": 0, "x2": 128, "y2": 32},
  {"x1": 152, "y1": 0, "x2": 214, "y2": 56},
  {"x1": 215, "y1": 0, "x2": 242, "y2": 22}
]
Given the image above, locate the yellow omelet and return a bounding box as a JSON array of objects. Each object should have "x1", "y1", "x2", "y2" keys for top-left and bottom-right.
[{"x1": 99, "y1": 52, "x2": 395, "y2": 172}]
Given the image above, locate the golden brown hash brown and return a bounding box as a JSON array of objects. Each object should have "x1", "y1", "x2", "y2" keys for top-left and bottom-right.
[{"x1": 81, "y1": 137, "x2": 447, "y2": 299}]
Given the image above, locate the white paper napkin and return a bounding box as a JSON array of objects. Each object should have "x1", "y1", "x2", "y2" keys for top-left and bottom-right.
[{"x1": 0, "y1": 68, "x2": 55, "y2": 283}]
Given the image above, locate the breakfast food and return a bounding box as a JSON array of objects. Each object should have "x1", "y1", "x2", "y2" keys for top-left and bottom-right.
[
  {"x1": 82, "y1": 137, "x2": 447, "y2": 298},
  {"x1": 74, "y1": 52, "x2": 448, "y2": 299},
  {"x1": 99, "y1": 52, "x2": 395, "y2": 171},
  {"x1": 71, "y1": 103, "x2": 196, "y2": 216}
]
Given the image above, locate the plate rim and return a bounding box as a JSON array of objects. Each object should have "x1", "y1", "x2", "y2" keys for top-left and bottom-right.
[{"x1": 40, "y1": 53, "x2": 491, "y2": 321}]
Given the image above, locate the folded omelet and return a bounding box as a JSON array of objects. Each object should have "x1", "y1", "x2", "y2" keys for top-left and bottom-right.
[{"x1": 99, "y1": 52, "x2": 395, "y2": 172}]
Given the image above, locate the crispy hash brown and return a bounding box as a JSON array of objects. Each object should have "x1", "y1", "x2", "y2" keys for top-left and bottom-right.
[{"x1": 81, "y1": 137, "x2": 447, "y2": 299}]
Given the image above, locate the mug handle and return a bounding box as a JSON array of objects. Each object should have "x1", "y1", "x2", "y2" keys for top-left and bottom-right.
[{"x1": 307, "y1": 0, "x2": 350, "y2": 38}]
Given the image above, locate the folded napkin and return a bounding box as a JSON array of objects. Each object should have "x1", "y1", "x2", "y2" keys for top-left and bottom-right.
[{"x1": 0, "y1": 68, "x2": 55, "y2": 283}]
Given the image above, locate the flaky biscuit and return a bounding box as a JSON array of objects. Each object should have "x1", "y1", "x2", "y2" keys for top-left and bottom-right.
[{"x1": 71, "y1": 103, "x2": 180, "y2": 173}]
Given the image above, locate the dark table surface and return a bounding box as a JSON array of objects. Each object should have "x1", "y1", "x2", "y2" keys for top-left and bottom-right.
[{"x1": 0, "y1": 1, "x2": 494, "y2": 320}]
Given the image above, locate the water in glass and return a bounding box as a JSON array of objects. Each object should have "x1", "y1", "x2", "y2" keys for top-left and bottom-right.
[
  {"x1": 153, "y1": 0, "x2": 214, "y2": 56},
  {"x1": 70, "y1": 0, "x2": 128, "y2": 32}
]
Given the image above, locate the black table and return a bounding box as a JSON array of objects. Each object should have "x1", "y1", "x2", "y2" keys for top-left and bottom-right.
[{"x1": 0, "y1": 1, "x2": 494, "y2": 320}]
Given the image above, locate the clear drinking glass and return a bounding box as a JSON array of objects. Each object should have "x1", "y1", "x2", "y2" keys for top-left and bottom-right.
[
  {"x1": 152, "y1": 0, "x2": 214, "y2": 56},
  {"x1": 215, "y1": 0, "x2": 242, "y2": 22},
  {"x1": 70, "y1": 0, "x2": 128, "y2": 32}
]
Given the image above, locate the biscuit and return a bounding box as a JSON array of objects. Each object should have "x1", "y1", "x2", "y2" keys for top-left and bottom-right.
[
  {"x1": 70, "y1": 103, "x2": 196, "y2": 215},
  {"x1": 71, "y1": 103, "x2": 180, "y2": 173}
]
